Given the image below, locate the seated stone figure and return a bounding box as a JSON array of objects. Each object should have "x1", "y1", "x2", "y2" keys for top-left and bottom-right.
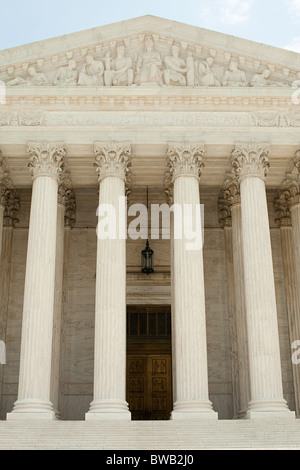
[
  {"x1": 223, "y1": 60, "x2": 248, "y2": 87},
  {"x1": 164, "y1": 45, "x2": 187, "y2": 86},
  {"x1": 251, "y1": 69, "x2": 272, "y2": 87},
  {"x1": 78, "y1": 55, "x2": 104, "y2": 86},
  {"x1": 7, "y1": 66, "x2": 49, "y2": 86},
  {"x1": 53, "y1": 60, "x2": 78, "y2": 86},
  {"x1": 197, "y1": 57, "x2": 221, "y2": 87},
  {"x1": 135, "y1": 36, "x2": 162, "y2": 86},
  {"x1": 250, "y1": 68, "x2": 287, "y2": 87},
  {"x1": 104, "y1": 46, "x2": 134, "y2": 86}
]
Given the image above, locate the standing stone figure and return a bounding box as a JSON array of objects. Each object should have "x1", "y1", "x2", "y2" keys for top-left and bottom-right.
[
  {"x1": 163, "y1": 45, "x2": 187, "y2": 86},
  {"x1": 135, "y1": 36, "x2": 162, "y2": 86}
]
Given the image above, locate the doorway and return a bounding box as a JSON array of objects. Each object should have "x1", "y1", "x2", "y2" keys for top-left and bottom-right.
[{"x1": 126, "y1": 306, "x2": 172, "y2": 420}]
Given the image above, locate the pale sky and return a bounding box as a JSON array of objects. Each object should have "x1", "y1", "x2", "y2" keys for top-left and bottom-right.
[{"x1": 0, "y1": 0, "x2": 300, "y2": 53}]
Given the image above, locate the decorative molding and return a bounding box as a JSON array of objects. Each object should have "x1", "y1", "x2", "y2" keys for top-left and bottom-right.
[
  {"x1": 94, "y1": 142, "x2": 132, "y2": 183},
  {"x1": 218, "y1": 173, "x2": 240, "y2": 228},
  {"x1": 166, "y1": 143, "x2": 205, "y2": 182},
  {"x1": 231, "y1": 143, "x2": 271, "y2": 182},
  {"x1": 27, "y1": 142, "x2": 67, "y2": 180}
]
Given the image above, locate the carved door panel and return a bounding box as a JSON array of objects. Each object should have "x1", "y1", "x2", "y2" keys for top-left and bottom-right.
[{"x1": 127, "y1": 354, "x2": 172, "y2": 420}]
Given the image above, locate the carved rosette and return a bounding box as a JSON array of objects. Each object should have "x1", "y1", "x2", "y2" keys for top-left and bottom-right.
[
  {"x1": 94, "y1": 142, "x2": 132, "y2": 184},
  {"x1": 166, "y1": 143, "x2": 205, "y2": 183},
  {"x1": 218, "y1": 174, "x2": 240, "y2": 228},
  {"x1": 231, "y1": 143, "x2": 271, "y2": 182},
  {"x1": 58, "y1": 171, "x2": 76, "y2": 228},
  {"x1": 27, "y1": 142, "x2": 67, "y2": 180}
]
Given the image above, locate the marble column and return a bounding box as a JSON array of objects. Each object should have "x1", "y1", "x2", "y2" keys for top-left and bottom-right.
[
  {"x1": 219, "y1": 182, "x2": 240, "y2": 419},
  {"x1": 8, "y1": 142, "x2": 66, "y2": 420},
  {"x1": 0, "y1": 175, "x2": 20, "y2": 418},
  {"x1": 86, "y1": 142, "x2": 131, "y2": 420},
  {"x1": 50, "y1": 173, "x2": 76, "y2": 417},
  {"x1": 219, "y1": 174, "x2": 250, "y2": 418},
  {"x1": 232, "y1": 143, "x2": 294, "y2": 419},
  {"x1": 275, "y1": 156, "x2": 300, "y2": 417},
  {"x1": 167, "y1": 143, "x2": 217, "y2": 420}
]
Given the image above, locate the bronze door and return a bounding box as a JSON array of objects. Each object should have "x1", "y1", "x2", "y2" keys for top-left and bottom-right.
[{"x1": 127, "y1": 354, "x2": 172, "y2": 420}]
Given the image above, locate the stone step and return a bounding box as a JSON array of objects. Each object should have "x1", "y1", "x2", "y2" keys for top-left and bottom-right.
[{"x1": 1, "y1": 420, "x2": 300, "y2": 450}]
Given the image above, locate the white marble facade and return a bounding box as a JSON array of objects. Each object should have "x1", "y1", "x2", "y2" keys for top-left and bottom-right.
[{"x1": 0, "y1": 16, "x2": 300, "y2": 421}]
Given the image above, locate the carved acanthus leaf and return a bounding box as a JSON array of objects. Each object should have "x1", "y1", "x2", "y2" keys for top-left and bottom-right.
[
  {"x1": 94, "y1": 142, "x2": 132, "y2": 183},
  {"x1": 167, "y1": 143, "x2": 205, "y2": 181},
  {"x1": 218, "y1": 174, "x2": 240, "y2": 227},
  {"x1": 28, "y1": 142, "x2": 67, "y2": 180},
  {"x1": 231, "y1": 143, "x2": 271, "y2": 181}
]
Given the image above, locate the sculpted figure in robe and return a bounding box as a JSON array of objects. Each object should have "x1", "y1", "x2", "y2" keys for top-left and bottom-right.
[
  {"x1": 78, "y1": 55, "x2": 104, "y2": 86},
  {"x1": 7, "y1": 66, "x2": 49, "y2": 86},
  {"x1": 251, "y1": 69, "x2": 272, "y2": 87},
  {"x1": 104, "y1": 45, "x2": 134, "y2": 86},
  {"x1": 135, "y1": 36, "x2": 162, "y2": 86},
  {"x1": 163, "y1": 45, "x2": 187, "y2": 86},
  {"x1": 197, "y1": 57, "x2": 221, "y2": 86},
  {"x1": 250, "y1": 68, "x2": 287, "y2": 87},
  {"x1": 222, "y1": 60, "x2": 248, "y2": 87},
  {"x1": 53, "y1": 60, "x2": 78, "y2": 86}
]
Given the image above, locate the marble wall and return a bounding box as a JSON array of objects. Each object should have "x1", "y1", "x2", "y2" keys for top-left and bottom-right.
[{"x1": 0, "y1": 187, "x2": 295, "y2": 420}]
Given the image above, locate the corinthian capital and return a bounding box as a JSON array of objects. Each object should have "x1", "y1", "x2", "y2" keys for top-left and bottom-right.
[
  {"x1": 58, "y1": 171, "x2": 76, "y2": 227},
  {"x1": 0, "y1": 173, "x2": 20, "y2": 227},
  {"x1": 231, "y1": 143, "x2": 271, "y2": 181},
  {"x1": 167, "y1": 143, "x2": 205, "y2": 182},
  {"x1": 27, "y1": 142, "x2": 67, "y2": 180},
  {"x1": 277, "y1": 173, "x2": 300, "y2": 210},
  {"x1": 218, "y1": 174, "x2": 240, "y2": 227},
  {"x1": 94, "y1": 142, "x2": 131, "y2": 183}
]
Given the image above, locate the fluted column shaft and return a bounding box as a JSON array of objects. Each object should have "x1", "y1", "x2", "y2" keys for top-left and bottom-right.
[
  {"x1": 8, "y1": 142, "x2": 66, "y2": 420},
  {"x1": 279, "y1": 222, "x2": 300, "y2": 416},
  {"x1": 167, "y1": 143, "x2": 217, "y2": 420},
  {"x1": 50, "y1": 203, "x2": 65, "y2": 417},
  {"x1": 51, "y1": 176, "x2": 76, "y2": 417},
  {"x1": 232, "y1": 143, "x2": 294, "y2": 419},
  {"x1": 0, "y1": 205, "x2": 3, "y2": 257},
  {"x1": 86, "y1": 142, "x2": 131, "y2": 420},
  {"x1": 231, "y1": 202, "x2": 250, "y2": 418}
]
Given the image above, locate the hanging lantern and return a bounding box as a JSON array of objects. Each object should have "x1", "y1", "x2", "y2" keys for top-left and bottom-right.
[
  {"x1": 141, "y1": 187, "x2": 154, "y2": 274},
  {"x1": 142, "y1": 239, "x2": 154, "y2": 274}
]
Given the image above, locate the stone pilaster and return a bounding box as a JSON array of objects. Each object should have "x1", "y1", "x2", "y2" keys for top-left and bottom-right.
[
  {"x1": 86, "y1": 142, "x2": 131, "y2": 420},
  {"x1": 8, "y1": 142, "x2": 66, "y2": 420},
  {"x1": 167, "y1": 143, "x2": 217, "y2": 420},
  {"x1": 219, "y1": 174, "x2": 250, "y2": 419},
  {"x1": 232, "y1": 143, "x2": 294, "y2": 419}
]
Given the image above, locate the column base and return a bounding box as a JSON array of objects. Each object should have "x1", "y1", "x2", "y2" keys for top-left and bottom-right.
[
  {"x1": 245, "y1": 399, "x2": 296, "y2": 420},
  {"x1": 7, "y1": 399, "x2": 57, "y2": 421},
  {"x1": 171, "y1": 400, "x2": 218, "y2": 421},
  {"x1": 85, "y1": 399, "x2": 131, "y2": 421}
]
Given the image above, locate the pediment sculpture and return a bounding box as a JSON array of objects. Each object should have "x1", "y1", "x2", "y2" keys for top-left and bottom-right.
[{"x1": 2, "y1": 35, "x2": 295, "y2": 89}]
